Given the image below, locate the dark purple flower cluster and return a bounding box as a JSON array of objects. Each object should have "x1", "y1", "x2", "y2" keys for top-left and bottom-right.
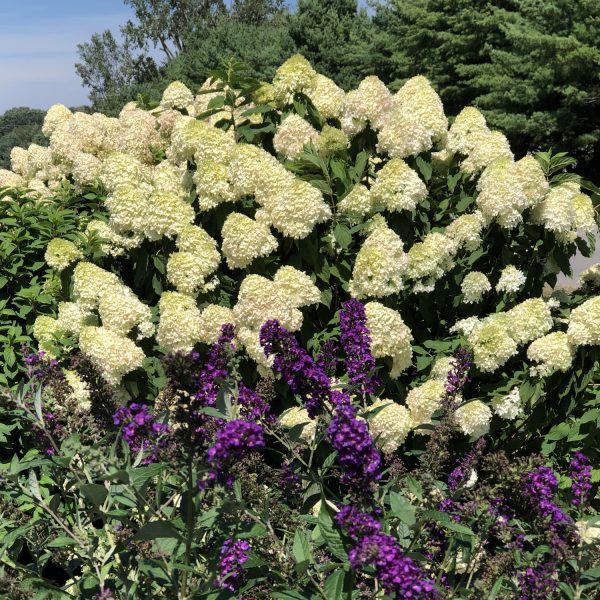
[
  {"x1": 195, "y1": 324, "x2": 235, "y2": 410},
  {"x1": 447, "y1": 438, "x2": 486, "y2": 493},
  {"x1": 22, "y1": 347, "x2": 61, "y2": 382},
  {"x1": 204, "y1": 419, "x2": 265, "y2": 487},
  {"x1": 259, "y1": 320, "x2": 331, "y2": 418},
  {"x1": 569, "y1": 452, "x2": 592, "y2": 507},
  {"x1": 522, "y1": 466, "x2": 574, "y2": 544},
  {"x1": 336, "y1": 506, "x2": 437, "y2": 598},
  {"x1": 326, "y1": 391, "x2": 381, "y2": 494},
  {"x1": 112, "y1": 403, "x2": 169, "y2": 464},
  {"x1": 216, "y1": 538, "x2": 250, "y2": 592},
  {"x1": 516, "y1": 561, "x2": 557, "y2": 600},
  {"x1": 237, "y1": 383, "x2": 273, "y2": 423},
  {"x1": 339, "y1": 299, "x2": 379, "y2": 395},
  {"x1": 316, "y1": 339, "x2": 339, "y2": 377},
  {"x1": 443, "y1": 348, "x2": 472, "y2": 402}
]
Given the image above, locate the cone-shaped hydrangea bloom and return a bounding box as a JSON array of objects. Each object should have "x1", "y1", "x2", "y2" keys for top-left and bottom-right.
[
  {"x1": 216, "y1": 539, "x2": 250, "y2": 592},
  {"x1": 260, "y1": 320, "x2": 331, "y2": 418},
  {"x1": 340, "y1": 299, "x2": 379, "y2": 395}
]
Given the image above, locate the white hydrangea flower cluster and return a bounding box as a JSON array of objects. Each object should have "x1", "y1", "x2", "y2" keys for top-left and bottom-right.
[
  {"x1": 365, "y1": 302, "x2": 413, "y2": 378},
  {"x1": 272, "y1": 54, "x2": 317, "y2": 104},
  {"x1": 455, "y1": 400, "x2": 492, "y2": 439},
  {"x1": 197, "y1": 304, "x2": 236, "y2": 345},
  {"x1": 448, "y1": 107, "x2": 513, "y2": 175},
  {"x1": 580, "y1": 264, "x2": 600, "y2": 289},
  {"x1": 349, "y1": 220, "x2": 408, "y2": 298},
  {"x1": 461, "y1": 272, "x2": 491, "y2": 304},
  {"x1": 492, "y1": 388, "x2": 522, "y2": 420},
  {"x1": 465, "y1": 298, "x2": 553, "y2": 372},
  {"x1": 377, "y1": 75, "x2": 447, "y2": 158},
  {"x1": 166, "y1": 225, "x2": 221, "y2": 297},
  {"x1": 79, "y1": 326, "x2": 145, "y2": 385},
  {"x1": 32, "y1": 261, "x2": 154, "y2": 381},
  {"x1": 405, "y1": 232, "x2": 458, "y2": 292},
  {"x1": 405, "y1": 379, "x2": 445, "y2": 431},
  {"x1": 476, "y1": 156, "x2": 547, "y2": 229},
  {"x1": 279, "y1": 406, "x2": 316, "y2": 443},
  {"x1": 366, "y1": 399, "x2": 413, "y2": 453},
  {"x1": 44, "y1": 238, "x2": 83, "y2": 271},
  {"x1": 234, "y1": 267, "x2": 321, "y2": 364},
  {"x1": 431, "y1": 356, "x2": 454, "y2": 381},
  {"x1": 273, "y1": 114, "x2": 319, "y2": 159},
  {"x1": 337, "y1": 184, "x2": 375, "y2": 220},
  {"x1": 306, "y1": 74, "x2": 345, "y2": 119},
  {"x1": 531, "y1": 182, "x2": 595, "y2": 243},
  {"x1": 221, "y1": 212, "x2": 278, "y2": 269},
  {"x1": 156, "y1": 291, "x2": 203, "y2": 353},
  {"x1": 527, "y1": 332, "x2": 575, "y2": 376},
  {"x1": 567, "y1": 296, "x2": 600, "y2": 346},
  {"x1": 444, "y1": 212, "x2": 485, "y2": 251},
  {"x1": 64, "y1": 369, "x2": 92, "y2": 411},
  {"x1": 370, "y1": 159, "x2": 428, "y2": 213},
  {"x1": 160, "y1": 81, "x2": 195, "y2": 112},
  {"x1": 341, "y1": 76, "x2": 392, "y2": 135},
  {"x1": 496, "y1": 265, "x2": 526, "y2": 293}
]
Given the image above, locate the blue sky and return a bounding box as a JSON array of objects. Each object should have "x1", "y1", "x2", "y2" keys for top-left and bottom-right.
[
  {"x1": 0, "y1": 1, "x2": 136, "y2": 112},
  {"x1": 0, "y1": 1, "x2": 308, "y2": 113}
]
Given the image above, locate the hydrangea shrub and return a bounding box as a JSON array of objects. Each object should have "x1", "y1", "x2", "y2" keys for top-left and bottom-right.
[{"x1": 0, "y1": 56, "x2": 599, "y2": 598}]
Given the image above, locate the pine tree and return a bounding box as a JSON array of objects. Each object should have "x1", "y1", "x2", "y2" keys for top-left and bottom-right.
[
  {"x1": 374, "y1": 0, "x2": 600, "y2": 173},
  {"x1": 288, "y1": 0, "x2": 375, "y2": 90}
]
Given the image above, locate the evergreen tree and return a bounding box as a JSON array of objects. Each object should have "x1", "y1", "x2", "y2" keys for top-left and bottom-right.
[
  {"x1": 374, "y1": 0, "x2": 600, "y2": 173},
  {"x1": 288, "y1": 0, "x2": 375, "y2": 89},
  {"x1": 0, "y1": 108, "x2": 47, "y2": 169},
  {"x1": 165, "y1": 14, "x2": 294, "y2": 87}
]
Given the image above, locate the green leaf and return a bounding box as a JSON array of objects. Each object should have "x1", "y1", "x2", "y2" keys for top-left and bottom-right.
[
  {"x1": 318, "y1": 504, "x2": 348, "y2": 561},
  {"x1": 128, "y1": 463, "x2": 164, "y2": 488},
  {"x1": 28, "y1": 470, "x2": 41, "y2": 501},
  {"x1": 389, "y1": 492, "x2": 416, "y2": 526},
  {"x1": 133, "y1": 520, "x2": 179, "y2": 540},
  {"x1": 416, "y1": 156, "x2": 432, "y2": 181},
  {"x1": 80, "y1": 483, "x2": 108, "y2": 507},
  {"x1": 324, "y1": 570, "x2": 346, "y2": 600},
  {"x1": 333, "y1": 224, "x2": 352, "y2": 249},
  {"x1": 488, "y1": 576, "x2": 505, "y2": 599},
  {"x1": 292, "y1": 529, "x2": 311, "y2": 567},
  {"x1": 48, "y1": 536, "x2": 78, "y2": 548}
]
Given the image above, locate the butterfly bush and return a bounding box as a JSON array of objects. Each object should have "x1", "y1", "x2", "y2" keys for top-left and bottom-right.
[{"x1": 0, "y1": 54, "x2": 598, "y2": 598}]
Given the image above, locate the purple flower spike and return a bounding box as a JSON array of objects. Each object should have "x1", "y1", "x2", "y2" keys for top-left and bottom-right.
[
  {"x1": 216, "y1": 538, "x2": 250, "y2": 592},
  {"x1": 337, "y1": 505, "x2": 437, "y2": 598},
  {"x1": 112, "y1": 403, "x2": 169, "y2": 464},
  {"x1": 569, "y1": 451, "x2": 592, "y2": 507},
  {"x1": 447, "y1": 438, "x2": 486, "y2": 493},
  {"x1": 340, "y1": 299, "x2": 379, "y2": 395},
  {"x1": 259, "y1": 320, "x2": 331, "y2": 418},
  {"x1": 326, "y1": 391, "x2": 381, "y2": 494},
  {"x1": 522, "y1": 465, "x2": 576, "y2": 547},
  {"x1": 204, "y1": 419, "x2": 265, "y2": 487}
]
